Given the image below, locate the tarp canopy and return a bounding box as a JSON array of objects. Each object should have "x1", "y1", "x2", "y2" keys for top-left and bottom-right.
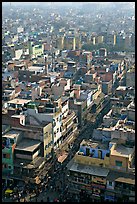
[{"x1": 5, "y1": 189, "x2": 13, "y2": 194}]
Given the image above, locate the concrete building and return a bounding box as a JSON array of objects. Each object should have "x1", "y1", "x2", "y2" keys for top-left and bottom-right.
[
  {"x1": 29, "y1": 41, "x2": 44, "y2": 58},
  {"x1": 97, "y1": 35, "x2": 104, "y2": 44},
  {"x1": 2, "y1": 129, "x2": 23, "y2": 186},
  {"x1": 109, "y1": 139, "x2": 135, "y2": 172},
  {"x1": 106, "y1": 34, "x2": 116, "y2": 45},
  {"x1": 56, "y1": 36, "x2": 64, "y2": 50},
  {"x1": 64, "y1": 36, "x2": 76, "y2": 50},
  {"x1": 67, "y1": 138, "x2": 135, "y2": 202},
  {"x1": 126, "y1": 66, "x2": 135, "y2": 88},
  {"x1": 102, "y1": 80, "x2": 112, "y2": 95}
]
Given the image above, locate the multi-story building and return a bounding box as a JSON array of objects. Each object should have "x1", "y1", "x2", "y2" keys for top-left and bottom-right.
[
  {"x1": 124, "y1": 35, "x2": 132, "y2": 49},
  {"x1": 64, "y1": 36, "x2": 76, "y2": 50},
  {"x1": 29, "y1": 41, "x2": 44, "y2": 58},
  {"x1": 116, "y1": 34, "x2": 124, "y2": 48},
  {"x1": 105, "y1": 170, "x2": 135, "y2": 202},
  {"x1": 106, "y1": 34, "x2": 116, "y2": 46},
  {"x1": 26, "y1": 96, "x2": 78, "y2": 150},
  {"x1": 126, "y1": 66, "x2": 135, "y2": 88},
  {"x1": 2, "y1": 128, "x2": 22, "y2": 186},
  {"x1": 97, "y1": 35, "x2": 104, "y2": 44},
  {"x1": 56, "y1": 36, "x2": 64, "y2": 50},
  {"x1": 67, "y1": 138, "x2": 135, "y2": 202}
]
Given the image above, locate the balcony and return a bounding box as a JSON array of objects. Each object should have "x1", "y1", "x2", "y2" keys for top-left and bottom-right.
[
  {"x1": 2, "y1": 147, "x2": 12, "y2": 154},
  {"x1": 62, "y1": 111, "x2": 76, "y2": 125},
  {"x1": 2, "y1": 169, "x2": 13, "y2": 178}
]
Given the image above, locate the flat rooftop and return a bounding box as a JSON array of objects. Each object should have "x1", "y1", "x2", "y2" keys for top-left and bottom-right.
[
  {"x1": 116, "y1": 86, "x2": 127, "y2": 91},
  {"x1": 8, "y1": 98, "x2": 31, "y2": 105},
  {"x1": 2, "y1": 129, "x2": 22, "y2": 139},
  {"x1": 15, "y1": 139, "x2": 41, "y2": 152},
  {"x1": 28, "y1": 66, "x2": 44, "y2": 71},
  {"x1": 111, "y1": 144, "x2": 134, "y2": 158},
  {"x1": 107, "y1": 170, "x2": 135, "y2": 185},
  {"x1": 80, "y1": 139, "x2": 108, "y2": 150},
  {"x1": 67, "y1": 159, "x2": 109, "y2": 177}
]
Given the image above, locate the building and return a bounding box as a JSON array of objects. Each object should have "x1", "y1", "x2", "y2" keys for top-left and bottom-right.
[
  {"x1": 56, "y1": 36, "x2": 64, "y2": 50},
  {"x1": 99, "y1": 48, "x2": 107, "y2": 57},
  {"x1": 67, "y1": 138, "x2": 135, "y2": 202},
  {"x1": 126, "y1": 66, "x2": 135, "y2": 88},
  {"x1": 64, "y1": 36, "x2": 76, "y2": 50},
  {"x1": 105, "y1": 170, "x2": 135, "y2": 202},
  {"x1": 109, "y1": 139, "x2": 135, "y2": 172},
  {"x1": 2, "y1": 129, "x2": 22, "y2": 186},
  {"x1": 106, "y1": 34, "x2": 116, "y2": 45},
  {"x1": 97, "y1": 35, "x2": 104, "y2": 44},
  {"x1": 29, "y1": 41, "x2": 44, "y2": 58},
  {"x1": 102, "y1": 80, "x2": 112, "y2": 95}
]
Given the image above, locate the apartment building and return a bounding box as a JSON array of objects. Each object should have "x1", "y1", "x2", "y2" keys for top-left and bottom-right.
[
  {"x1": 2, "y1": 128, "x2": 23, "y2": 186},
  {"x1": 67, "y1": 138, "x2": 135, "y2": 202}
]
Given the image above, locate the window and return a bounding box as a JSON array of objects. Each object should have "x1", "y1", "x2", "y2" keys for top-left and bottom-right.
[
  {"x1": 4, "y1": 164, "x2": 8, "y2": 168},
  {"x1": 98, "y1": 150, "x2": 102, "y2": 159},
  {"x1": 9, "y1": 166, "x2": 11, "y2": 169},
  {"x1": 109, "y1": 181, "x2": 113, "y2": 186},
  {"x1": 115, "y1": 160, "x2": 122, "y2": 167},
  {"x1": 3, "y1": 154, "x2": 6, "y2": 158},
  {"x1": 6, "y1": 154, "x2": 10, "y2": 159},
  {"x1": 86, "y1": 148, "x2": 90, "y2": 156}
]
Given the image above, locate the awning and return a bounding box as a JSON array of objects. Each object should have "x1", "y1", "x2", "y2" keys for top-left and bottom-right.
[
  {"x1": 115, "y1": 177, "x2": 135, "y2": 185},
  {"x1": 5, "y1": 189, "x2": 13, "y2": 194}
]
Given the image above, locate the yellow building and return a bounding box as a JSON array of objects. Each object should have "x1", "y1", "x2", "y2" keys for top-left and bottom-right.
[
  {"x1": 92, "y1": 36, "x2": 96, "y2": 45},
  {"x1": 56, "y1": 36, "x2": 64, "y2": 50},
  {"x1": 67, "y1": 138, "x2": 135, "y2": 201},
  {"x1": 43, "y1": 122, "x2": 53, "y2": 159},
  {"x1": 109, "y1": 140, "x2": 135, "y2": 172},
  {"x1": 97, "y1": 35, "x2": 104, "y2": 44},
  {"x1": 73, "y1": 139, "x2": 110, "y2": 168},
  {"x1": 114, "y1": 34, "x2": 117, "y2": 45}
]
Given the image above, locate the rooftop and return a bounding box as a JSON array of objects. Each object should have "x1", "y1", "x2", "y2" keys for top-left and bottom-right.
[
  {"x1": 2, "y1": 129, "x2": 22, "y2": 139},
  {"x1": 8, "y1": 98, "x2": 31, "y2": 105},
  {"x1": 107, "y1": 170, "x2": 135, "y2": 185},
  {"x1": 28, "y1": 66, "x2": 44, "y2": 71},
  {"x1": 111, "y1": 144, "x2": 134, "y2": 158},
  {"x1": 67, "y1": 159, "x2": 109, "y2": 177},
  {"x1": 116, "y1": 86, "x2": 127, "y2": 91},
  {"x1": 80, "y1": 139, "x2": 108, "y2": 150},
  {"x1": 15, "y1": 139, "x2": 41, "y2": 152}
]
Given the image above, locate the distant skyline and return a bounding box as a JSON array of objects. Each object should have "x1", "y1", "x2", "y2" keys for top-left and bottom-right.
[{"x1": 2, "y1": 2, "x2": 133, "y2": 5}]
